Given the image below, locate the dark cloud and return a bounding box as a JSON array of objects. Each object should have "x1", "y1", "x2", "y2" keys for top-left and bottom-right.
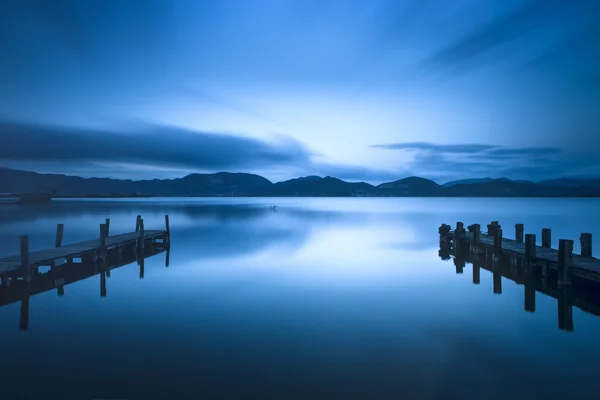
[
  {"x1": 370, "y1": 142, "x2": 496, "y2": 153},
  {"x1": 370, "y1": 140, "x2": 600, "y2": 181},
  {"x1": 420, "y1": 0, "x2": 600, "y2": 77},
  {"x1": 0, "y1": 120, "x2": 312, "y2": 172},
  {"x1": 0, "y1": 120, "x2": 402, "y2": 183}
]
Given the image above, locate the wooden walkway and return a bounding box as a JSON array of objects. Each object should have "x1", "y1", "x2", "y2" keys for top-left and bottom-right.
[
  {"x1": 440, "y1": 241, "x2": 600, "y2": 332},
  {"x1": 0, "y1": 236, "x2": 169, "y2": 331},
  {"x1": 439, "y1": 221, "x2": 600, "y2": 286},
  {"x1": 0, "y1": 215, "x2": 170, "y2": 284}
]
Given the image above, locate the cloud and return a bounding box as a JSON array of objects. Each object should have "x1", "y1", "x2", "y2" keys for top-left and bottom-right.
[
  {"x1": 0, "y1": 120, "x2": 403, "y2": 183},
  {"x1": 370, "y1": 142, "x2": 496, "y2": 153},
  {"x1": 0, "y1": 120, "x2": 312, "y2": 172},
  {"x1": 370, "y1": 140, "x2": 600, "y2": 181},
  {"x1": 419, "y1": 0, "x2": 599, "y2": 77}
]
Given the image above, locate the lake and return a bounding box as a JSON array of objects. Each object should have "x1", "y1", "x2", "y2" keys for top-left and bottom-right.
[{"x1": 1, "y1": 197, "x2": 600, "y2": 399}]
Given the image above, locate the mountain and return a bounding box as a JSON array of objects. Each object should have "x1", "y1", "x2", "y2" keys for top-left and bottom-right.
[
  {"x1": 443, "y1": 177, "x2": 495, "y2": 187},
  {"x1": 537, "y1": 178, "x2": 600, "y2": 189},
  {"x1": 444, "y1": 179, "x2": 600, "y2": 197},
  {"x1": 1, "y1": 167, "x2": 600, "y2": 197},
  {"x1": 378, "y1": 176, "x2": 444, "y2": 196},
  {"x1": 0, "y1": 168, "x2": 272, "y2": 197},
  {"x1": 266, "y1": 176, "x2": 378, "y2": 196}
]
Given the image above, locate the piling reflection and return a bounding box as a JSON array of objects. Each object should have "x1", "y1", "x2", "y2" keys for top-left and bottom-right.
[
  {"x1": 439, "y1": 241, "x2": 600, "y2": 332},
  {"x1": 0, "y1": 242, "x2": 169, "y2": 331}
]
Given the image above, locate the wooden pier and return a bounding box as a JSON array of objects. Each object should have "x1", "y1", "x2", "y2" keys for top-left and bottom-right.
[
  {"x1": 0, "y1": 215, "x2": 170, "y2": 287},
  {"x1": 439, "y1": 237, "x2": 600, "y2": 332},
  {"x1": 438, "y1": 221, "x2": 599, "y2": 287},
  {"x1": 0, "y1": 215, "x2": 171, "y2": 331}
]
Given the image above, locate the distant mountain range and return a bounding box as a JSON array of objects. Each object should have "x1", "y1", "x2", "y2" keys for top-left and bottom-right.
[{"x1": 1, "y1": 168, "x2": 600, "y2": 198}]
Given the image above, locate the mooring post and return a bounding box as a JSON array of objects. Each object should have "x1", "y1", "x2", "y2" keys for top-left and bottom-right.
[
  {"x1": 525, "y1": 234, "x2": 536, "y2": 259},
  {"x1": 493, "y1": 272, "x2": 502, "y2": 294},
  {"x1": 541, "y1": 228, "x2": 551, "y2": 248},
  {"x1": 558, "y1": 239, "x2": 573, "y2": 286},
  {"x1": 580, "y1": 233, "x2": 592, "y2": 257},
  {"x1": 19, "y1": 291, "x2": 30, "y2": 331},
  {"x1": 138, "y1": 218, "x2": 145, "y2": 254},
  {"x1": 524, "y1": 234, "x2": 536, "y2": 273},
  {"x1": 471, "y1": 223, "x2": 481, "y2": 256},
  {"x1": 20, "y1": 235, "x2": 30, "y2": 283},
  {"x1": 99, "y1": 223, "x2": 107, "y2": 260},
  {"x1": 139, "y1": 256, "x2": 145, "y2": 278},
  {"x1": 165, "y1": 248, "x2": 170, "y2": 268},
  {"x1": 454, "y1": 221, "x2": 464, "y2": 252},
  {"x1": 438, "y1": 224, "x2": 451, "y2": 247},
  {"x1": 472, "y1": 264, "x2": 480, "y2": 284},
  {"x1": 164, "y1": 214, "x2": 171, "y2": 249},
  {"x1": 558, "y1": 287, "x2": 574, "y2": 332},
  {"x1": 454, "y1": 257, "x2": 464, "y2": 274},
  {"x1": 515, "y1": 224, "x2": 524, "y2": 243},
  {"x1": 493, "y1": 229, "x2": 503, "y2": 261},
  {"x1": 105, "y1": 218, "x2": 111, "y2": 236},
  {"x1": 100, "y1": 271, "x2": 107, "y2": 297},
  {"x1": 55, "y1": 223, "x2": 64, "y2": 248},
  {"x1": 135, "y1": 215, "x2": 142, "y2": 232},
  {"x1": 524, "y1": 286, "x2": 536, "y2": 313}
]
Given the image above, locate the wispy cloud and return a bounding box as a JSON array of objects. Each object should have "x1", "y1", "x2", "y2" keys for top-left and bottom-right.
[
  {"x1": 370, "y1": 142, "x2": 496, "y2": 153},
  {"x1": 0, "y1": 120, "x2": 312, "y2": 172},
  {"x1": 0, "y1": 120, "x2": 402, "y2": 183},
  {"x1": 370, "y1": 140, "x2": 600, "y2": 181}
]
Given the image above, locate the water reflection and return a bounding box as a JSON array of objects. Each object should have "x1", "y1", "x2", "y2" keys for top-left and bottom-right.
[
  {"x1": 0, "y1": 241, "x2": 168, "y2": 331},
  {"x1": 439, "y1": 239, "x2": 600, "y2": 332}
]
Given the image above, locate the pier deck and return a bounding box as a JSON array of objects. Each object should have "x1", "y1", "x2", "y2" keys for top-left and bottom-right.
[
  {"x1": 439, "y1": 221, "x2": 600, "y2": 286},
  {"x1": 0, "y1": 214, "x2": 170, "y2": 282},
  {"x1": 0, "y1": 230, "x2": 166, "y2": 273}
]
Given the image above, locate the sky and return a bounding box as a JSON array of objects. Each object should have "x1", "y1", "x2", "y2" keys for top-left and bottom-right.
[{"x1": 0, "y1": 0, "x2": 599, "y2": 184}]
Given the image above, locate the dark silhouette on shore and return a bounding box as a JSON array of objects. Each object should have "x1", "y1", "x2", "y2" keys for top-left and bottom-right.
[{"x1": 1, "y1": 167, "x2": 600, "y2": 198}]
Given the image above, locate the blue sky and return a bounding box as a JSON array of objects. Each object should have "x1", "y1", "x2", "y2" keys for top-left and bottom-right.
[{"x1": 0, "y1": 0, "x2": 599, "y2": 183}]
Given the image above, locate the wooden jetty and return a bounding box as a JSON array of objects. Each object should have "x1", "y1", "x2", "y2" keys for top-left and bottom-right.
[
  {"x1": 0, "y1": 215, "x2": 170, "y2": 286},
  {"x1": 439, "y1": 238, "x2": 600, "y2": 332},
  {"x1": 438, "y1": 221, "x2": 599, "y2": 287},
  {"x1": 0, "y1": 215, "x2": 171, "y2": 331}
]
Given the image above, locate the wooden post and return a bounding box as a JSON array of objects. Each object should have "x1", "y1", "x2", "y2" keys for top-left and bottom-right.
[
  {"x1": 55, "y1": 224, "x2": 64, "y2": 247},
  {"x1": 19, "y1": 292, "x2": 30, "y2": 331},
  {"x1": 165, "y1": 214, "x2": 170, "y2": 248},
  {"x1": 139, "y1": 256, "x2": 145, "y2": 278},
  {"x1": 99, "y1": 223, "x2": 107, "y2": 260},
  {"x1": 525, "y1": 234, "x2": 536, "y2": 273},
  {"x1": 493, "y1": 272, "x2": 502, "y2": 294},
  {"x1": 135, "y1": 215, "x2": 141, "y2": 232},
  {"x1": 558, "y1": 239, "x2": 573, "y2": 286},
  {"x1": 541, "y1": 228, "x2": 551, "y2": 248},
  {"x1": 558, "y1": 287, "x2": 573, "y2": 332},
  {"x1": 138, "y1": 218, "x2": 145, "y2": 254},
  {"x1": 472, "y1": 264, "x2": 480, "y2": 284},
  {"x1": 454, "y1": 221, "x2": 464, "y2": 251},
  {"x1": 525, "y1": 234, "x2": 536, "y2": 259},
  {"x1": 493, "y1": 229, "x2": 503, "y2": 261},
  {"x1": 20, "y1": 235, "x2": 30, "y2": 282},
  {"x1": 105, "y1": 218, "x2": 110, "y2": 236},
  {"x1": 580, "y1": 233, "x2": 592, "y2": 257},
  {"x1": 454, "y1": 257, "x2": 464, "y2": 274},
  {"x1": 524, "y1": 286, "x2": 535, "y2": 313},
  {"x1": 165, "y1": 248, "x2": 170, "y2": 268},
  {"x1": 515, "y1": 224, "x2": 524, "y2": 243},
  {"x1": 471, "y1": 224, "x2": 480, "y2": 255},
  {"x1": 100, "y1": 271, "x2": 107, "y2": 297}
]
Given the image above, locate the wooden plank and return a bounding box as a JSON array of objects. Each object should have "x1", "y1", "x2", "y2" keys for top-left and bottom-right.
[
  {"x1": 0, "y1": 230, "x2": 167, "y2": 274},
  {"x1": 442, "y1": 228, "x2": 600, "y2": 281}
]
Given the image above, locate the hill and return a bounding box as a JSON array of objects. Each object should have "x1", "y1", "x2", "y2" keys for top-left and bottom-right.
[{"x1": 1, "y1": 167, "x2": 600, "y2": 197}]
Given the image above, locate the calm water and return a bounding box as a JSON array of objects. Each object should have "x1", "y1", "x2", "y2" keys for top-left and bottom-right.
[{"x1": 1, "y1": 197, "x2": 600, "y2": 399}]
